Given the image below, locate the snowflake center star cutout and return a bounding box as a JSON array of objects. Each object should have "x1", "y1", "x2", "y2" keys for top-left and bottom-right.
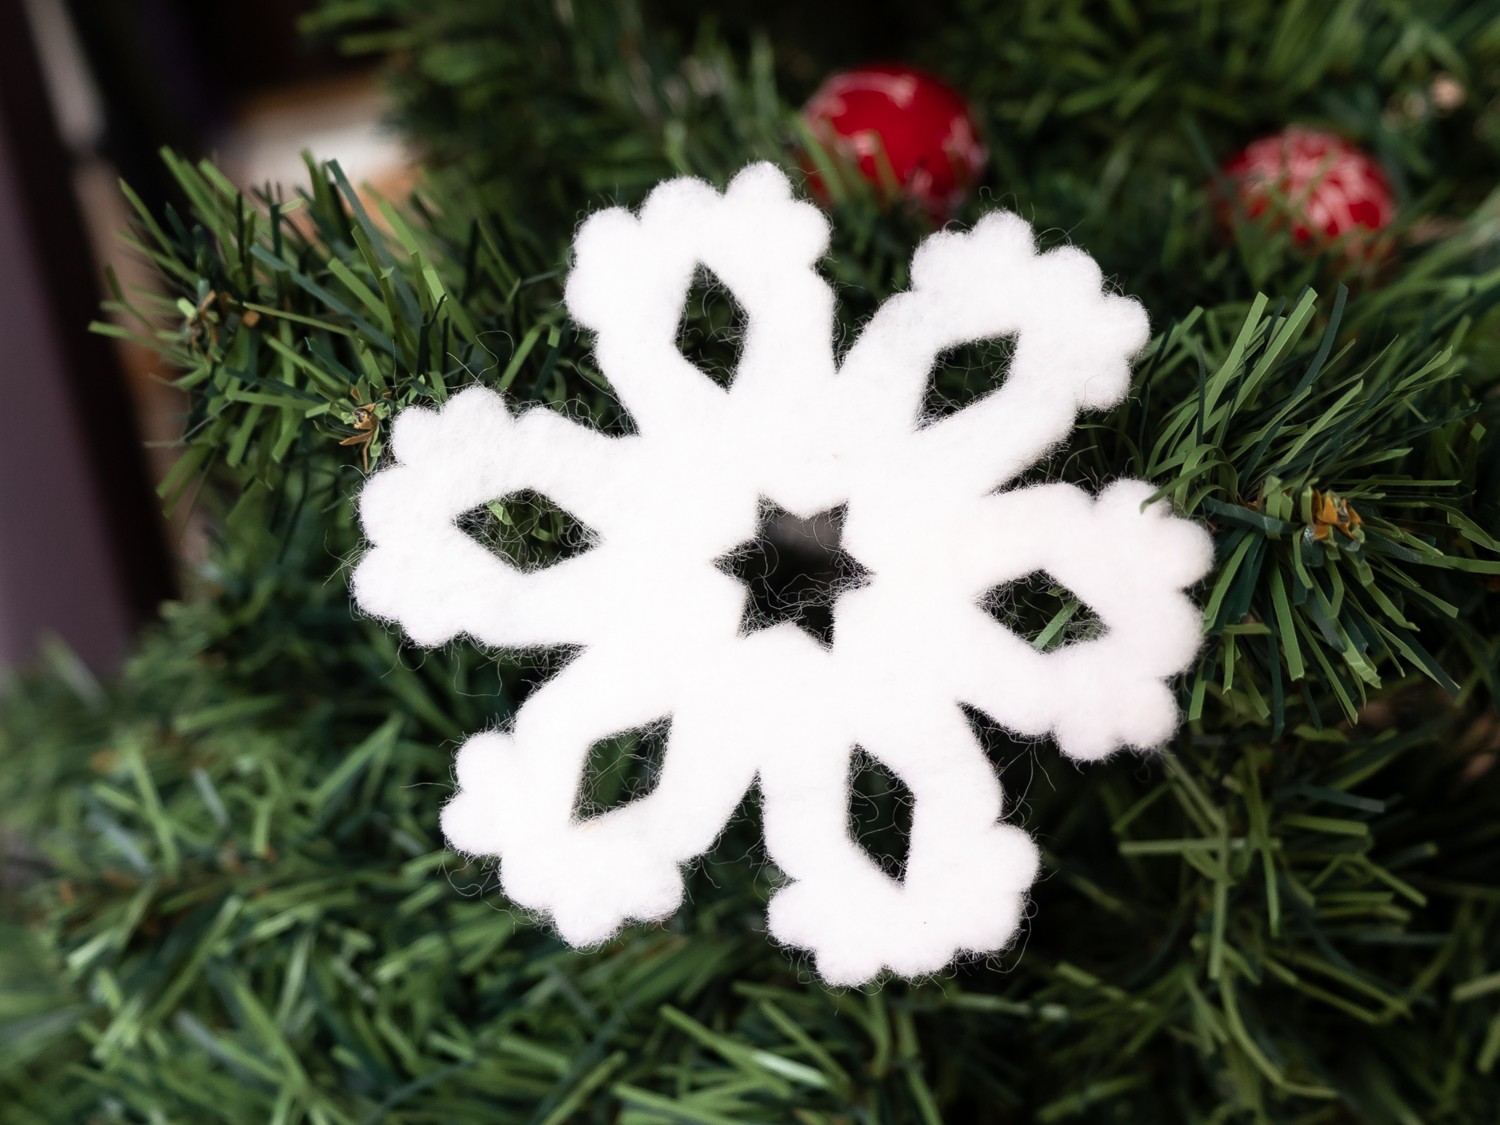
[
  {"x1": 715, "y1": 500, "x2": 872, "y2": 648},
  {"x1": 352, "y1": 162, "x2": 1214, "y2": 986}
]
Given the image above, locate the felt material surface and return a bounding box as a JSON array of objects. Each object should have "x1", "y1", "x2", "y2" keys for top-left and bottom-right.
[{"x1": 353, "y1": 163, "x2": 1213, "y2": 985}]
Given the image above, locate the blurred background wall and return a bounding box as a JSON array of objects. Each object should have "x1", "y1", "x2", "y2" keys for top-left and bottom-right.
[{"x1": 0, "y1": 0, "x2": 408, "y2": 674}]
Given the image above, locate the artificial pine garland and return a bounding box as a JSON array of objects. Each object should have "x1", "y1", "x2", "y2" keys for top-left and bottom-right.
[{"x1": 3, "y1": 0, "x2": 1499, "y2": 1120}]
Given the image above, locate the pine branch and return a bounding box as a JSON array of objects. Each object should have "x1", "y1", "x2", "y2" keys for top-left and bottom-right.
[{"x1": 6, "y1": 0, "x2": 1500, "y2": 1120}]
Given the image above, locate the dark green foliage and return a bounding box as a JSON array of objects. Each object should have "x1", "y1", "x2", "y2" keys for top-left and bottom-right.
[{"x1": 4, "y1": 0, "x2": 1500, "y2": 1121}]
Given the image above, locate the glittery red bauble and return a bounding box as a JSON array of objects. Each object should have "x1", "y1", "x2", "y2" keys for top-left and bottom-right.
[
  {"x1": 802, "y1": 65, "x2": 985, "y2": 219},
  {"x1": 1222, "y1": 127, "x2": 1395, "y2": 249}
]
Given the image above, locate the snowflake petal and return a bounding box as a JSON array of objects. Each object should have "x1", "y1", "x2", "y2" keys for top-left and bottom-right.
[
  {"x1": 953, "y1": 481, "x2": 1213, "y2": 756},
  {"x1": 566, "y1": 163, "x2": 836, "y2": 431},
  {"x1": 354, "y1": 387, "x2": 625, "y2": 647},
  {"x1": 842, "y1": 213, "x2": 1150, "y2": 492}
]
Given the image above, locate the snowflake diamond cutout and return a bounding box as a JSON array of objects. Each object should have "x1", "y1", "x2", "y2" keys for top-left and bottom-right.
[{"x1": 353, "y1": 163, "x2": 1213, "y2": 986}]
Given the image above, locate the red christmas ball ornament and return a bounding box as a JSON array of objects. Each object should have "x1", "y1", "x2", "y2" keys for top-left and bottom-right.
[
  {"x1": 1221, "y1": 127, "x2": 1395, "y2": 253},
  {"x1": 802, "y1": 65, "x2": 985, "y2": 220}
]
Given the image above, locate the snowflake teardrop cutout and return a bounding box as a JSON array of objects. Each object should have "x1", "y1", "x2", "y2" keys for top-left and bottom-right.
[{"x1": 353, "y1": 163, "x2": 1213, "y2": 986}]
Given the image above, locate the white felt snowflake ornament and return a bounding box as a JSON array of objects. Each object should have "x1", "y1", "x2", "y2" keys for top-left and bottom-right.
[{"x1": 353, "y1": 163, "x2": 1213, "y2": 986}]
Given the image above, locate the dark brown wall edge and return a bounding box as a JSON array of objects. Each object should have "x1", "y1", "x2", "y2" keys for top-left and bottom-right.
[{"x1": 0, "y1": 0, "x2": 174, "y2": 672}]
